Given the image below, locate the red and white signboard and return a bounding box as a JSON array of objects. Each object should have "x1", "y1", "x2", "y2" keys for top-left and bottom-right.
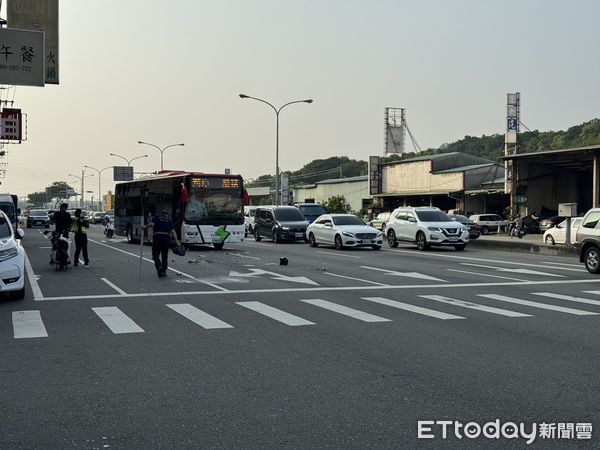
[{"x1": 1, "y1": 109, "x2": 23, "y2": 142}]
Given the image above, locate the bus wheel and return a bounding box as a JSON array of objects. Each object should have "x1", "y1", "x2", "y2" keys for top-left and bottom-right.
[{"x1": 213, "y1": 242, "x2": 224, "y2": 250}]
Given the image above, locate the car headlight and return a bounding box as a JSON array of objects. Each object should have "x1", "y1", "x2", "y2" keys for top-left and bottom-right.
[
  {"x1": 375, "y1": 231, "x2": 382, "y2": 237},
  {"x1": 427, "y1": 227, "x2": 441, "y2": 232},
  {"x1": 0, "y1": 247, "x2": 18, "y2": 261},
  {"x1": 342, "y1": 231, "x2": 355, "y2": 238},
  {"x1": 280, "y1": 226, "x2": 289, "y2": 231}
]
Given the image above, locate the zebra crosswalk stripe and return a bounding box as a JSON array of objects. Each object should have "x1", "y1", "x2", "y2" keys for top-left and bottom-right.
[
  {"x1": 531, "y1": 292, "x2": 600, "y2": 306},
  {"x1": 12, "y1": 311, "x2": 48, "y2": 339},
  {"x1": 92, "y1": 306, "x2": 145, "y2": 334},
  {"x1": 301, "y1": 299, "x2": 391, "y2": 322},
  {"x1": 419, "y1": 295, "x2": 533, "y2": 317},
  {"x1": 167, "y1": 303, "x2": 233, "y2": 329},
  {"x1": 237, "y1": 301, "x2": 315, "y2": 326},
  {"x1": 478, "y1": 294, "x2": 598, "y2": 316},
  {"x1": 361, "y1": 297, "x2": 465, "y2": 320}
]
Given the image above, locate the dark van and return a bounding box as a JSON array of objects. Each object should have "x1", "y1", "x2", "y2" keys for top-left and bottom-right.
[
  {"x1": 253, "y1": 206, "x2": 309, "y2": 243},
  {"x1": 294, "y1": 203, "x2": 327, "y2": 224}
]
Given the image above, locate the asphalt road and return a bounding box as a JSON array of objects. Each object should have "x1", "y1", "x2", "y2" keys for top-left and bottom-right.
[{"x1": 1, "y1": 225, "x2": 598, "y2": 448}]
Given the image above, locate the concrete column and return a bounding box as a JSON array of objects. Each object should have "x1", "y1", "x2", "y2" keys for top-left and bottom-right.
[{"x1": 594, "y1": 155, "x2": 600, "y2": 208}]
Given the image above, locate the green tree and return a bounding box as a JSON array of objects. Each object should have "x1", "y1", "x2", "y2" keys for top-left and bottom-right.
[
  {"x1": 27, "y1": 191, "x2": 50, "y2": 206},
  {"x1": 322, "y1": 195, "x2": 346, "y2": 213}
]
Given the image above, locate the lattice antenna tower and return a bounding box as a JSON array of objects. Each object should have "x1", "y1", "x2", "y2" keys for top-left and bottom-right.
[{"x1": 384, "y1": 107, "x2": 421, "y2": 154}]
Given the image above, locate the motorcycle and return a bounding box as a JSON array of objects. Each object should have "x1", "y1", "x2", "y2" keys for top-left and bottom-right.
[
  {"x1": 104, "y1": 218, "x2": 114, "y2": 238},
  {"x1": 45, "y1": 230, "x2": 71, "y2": 270}
]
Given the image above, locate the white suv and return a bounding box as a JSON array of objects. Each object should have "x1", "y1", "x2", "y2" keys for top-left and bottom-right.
[
  {"x1": 468, "y1": 214, "x2": 507, "y2": 235},
  {"x1": 386, "y1": 206, "x2": 469, "y2": 251}
]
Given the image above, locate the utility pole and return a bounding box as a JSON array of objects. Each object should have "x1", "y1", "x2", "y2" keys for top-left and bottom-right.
[{"x1": 81, "y1": 168, "x2": 85, "y2": 208}]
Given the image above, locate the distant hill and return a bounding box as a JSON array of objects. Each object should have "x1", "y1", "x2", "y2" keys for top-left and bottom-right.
[{"x1": 245, "y1": 119, "x2": 600, "y2": 188}]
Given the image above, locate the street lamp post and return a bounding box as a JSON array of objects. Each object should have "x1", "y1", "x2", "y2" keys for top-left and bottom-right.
[
  {"x1": 137, "y1": 141, "x2": 185, "y2": 171},
  {"x1": 238, "y1": 94, "x2": 313, "y2": 205},
  {"x1": 68, "y1": 171, "x2": 95, "y2": 209},
  {"x1": 109, "y1": 153, "x2": 149, "y2": 167},
  {"x1": 84, "y1": 165, "x2": 112, "y2": 211}
]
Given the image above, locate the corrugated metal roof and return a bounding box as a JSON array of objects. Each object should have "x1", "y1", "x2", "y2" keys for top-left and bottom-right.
[
  {"x1": 433, "y1": 163, "x2": 497, "y2": 174},
  {"x1": 315, "y1": 175, "x2": 368, "y2": 185}
]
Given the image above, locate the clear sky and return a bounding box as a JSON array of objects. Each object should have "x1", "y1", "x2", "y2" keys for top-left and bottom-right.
[{"x1": 1, "y1": 0, "x2": 599, "y2": 200}]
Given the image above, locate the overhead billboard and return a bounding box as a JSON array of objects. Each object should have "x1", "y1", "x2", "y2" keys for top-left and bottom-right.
[
  {"x1": 0, "y1": 28, "x2": 44, "y2": 86},
  {"x1": 0, "y1": 108, "x2": 23, "y2": 142},
  {"x1": 7, "y1": 0, "x2": 59, "y2": 84},
  {"x1": 113, "y1": 166, "x2": 134, "y2": 182}
]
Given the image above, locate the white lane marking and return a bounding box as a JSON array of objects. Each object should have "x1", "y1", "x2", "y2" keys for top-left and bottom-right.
[
  {"x1": 542, "y1": 261, "x2": 584, "y2": 269},
  {"x1": 531, "y1": 292, "x2": 600, "y2": 306},
  {"x1": 237, "y1": 301, "x2": 315, "y2": 326},
  {"x1": 387, "y1": 249, "x2": 582, "y2": 271},
  {"x1": 101, "y1": 278, "x2": 127, "y2": 295},
  {"x1": 167, "y1": 303, "x2": 233, "y2": 329},
  {"x1": 361, "y1": 266, "x2": 446, "y2": 282},
  {"x1": 24, "y1": 252, "x2": 43, "y2": 300},
  {"x1": 301, "y1": 299, "x2": 391, "y2": 322},
  {"x1": 226, "y1": 252, "x2": 261, "y2": 260},
  {"x1": 34, "y1": 278, "x2": 600, "y2": 302},
  {"x1": 38, "y1": 246, "x2": 52, "y2": 249},
  {"x1": 362, "y1": 297, "x2": 465, "y2": 320},
  {"x1": 446, "y1": 268, "x2": 528, "y2": 282},
  {"x1": 420, "y1": 295, "x2": 532, "y2": 317},
  {"x1": 228, "y1": 268, "x2": 318, "y2": 285},
  {"x1": 316, "y1": 251, "x2": 362, "y2": 259},
  {"x1": 460, "y1": 263, "x2": 565, "y2": 277},
  {"x1": 324, "y1": 272, "x2": 390, "y2": 286},
  {"x1": 92, "y1": 306, "x2": 145, "y2": 334},
  {"x1": 88, "y1": 237, "x2": 228, "y2": 291},
  {"x1": 478, "y1": 294, "x2": 598, "y2": 316},
  {"x1": 12, "y1": 311, "x2": 48, "y2": 338}
]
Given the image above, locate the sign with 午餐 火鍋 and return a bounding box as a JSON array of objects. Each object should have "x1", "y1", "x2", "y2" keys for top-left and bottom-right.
[{"x1": 0, "y1": 28, "x2": 44, "y2": 87}]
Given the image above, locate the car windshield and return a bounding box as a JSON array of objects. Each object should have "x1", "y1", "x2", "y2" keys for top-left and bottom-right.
[
  {"x1": 299, "y1": 205, "x2": 326, "y2": 215},
  {"x1": 30, "y1": 210, "x2": 47, "y2": 216},
  {"x1": 275, "y1": 208, "x2": 306, "y2": 221},
  {"x1": 377, "y1": 213, "x2": 390, "y2": 220},
  {"x1": 416, "y1": 210, "x2": 452, "y2": 222},
  {"x1": 451, "y1": 215, "x2": 469, "y2": 223},
  {"x1": 333, "y1": 215, "x2": 364, "y2": 226},
  {"x1": 0, "y1": 215, "x2": 12, "y2": 238}
]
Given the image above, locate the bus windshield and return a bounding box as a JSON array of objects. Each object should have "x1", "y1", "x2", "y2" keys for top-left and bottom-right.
[{"x1": 185, "y1": 176, "x2": 243, "y2": 225}]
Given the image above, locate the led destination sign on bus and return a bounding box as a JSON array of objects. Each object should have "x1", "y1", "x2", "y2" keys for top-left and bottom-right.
[{"x1": 191, "y1": 177, "x2": 241, "y2": 189}]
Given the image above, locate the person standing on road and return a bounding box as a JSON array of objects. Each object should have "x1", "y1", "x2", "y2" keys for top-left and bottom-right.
[
  {"x1": 71, "y1": 208, "x2": 90, "y2": 266},
  {"x1": 54, "y1": 203, "x2": 72, "y2": 237},
  {"x1": 145, "y1": 209, "x2": 181, "y2": 278}
]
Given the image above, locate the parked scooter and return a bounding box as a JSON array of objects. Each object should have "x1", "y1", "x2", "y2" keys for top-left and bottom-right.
[{"x1": 104, "y1": 217, "x2": 114, "y2": 238}]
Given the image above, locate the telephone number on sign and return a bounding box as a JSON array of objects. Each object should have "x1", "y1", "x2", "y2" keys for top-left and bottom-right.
[{"x1": 0, "y1": 65, "x2": 32, "y2": 72}]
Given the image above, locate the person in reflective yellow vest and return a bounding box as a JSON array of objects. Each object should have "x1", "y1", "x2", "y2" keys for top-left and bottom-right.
[{"x1": 71, "y1": 208, "x2": 90, "y2": 266}]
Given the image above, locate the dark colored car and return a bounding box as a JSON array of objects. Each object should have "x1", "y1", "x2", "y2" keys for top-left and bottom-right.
[
  {"x1": 253, "y1": 206, "x2": 309, "y2": 243},
  {"x1": 294, "y1": 203, "x2": 327, "y2": 224},
  {"x1": 450, "y1": 214, "x2": 480, "y2": 239},
  {"x1": 538, "y1": 215, "x2": 563, "y2": 232},
  {"x1": 26, "y1": 209, "x2": 50, "y2": 228}
]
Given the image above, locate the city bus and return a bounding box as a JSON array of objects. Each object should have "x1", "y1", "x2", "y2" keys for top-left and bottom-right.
[{"x1": 114, "y1": 171, "x2": 246, "y2": 249}]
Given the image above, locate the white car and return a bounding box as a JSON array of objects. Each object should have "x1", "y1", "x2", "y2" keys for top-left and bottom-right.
[
  {"x1": 307, "y1": 214, "x2": 383, "y2": 250},
  {"x1": 468, "y1": 213, "x2": 508, "y2": 235},
  {"x1": 244, "y1": 206, "x2": 257, "y2": 236},
  {"x1": 543, "y1": 218, "x2": 582, "y2": 245},
  {"x1": 386, "y1": 206, "x2": 469, "y2": 251},
  {"x1": 0, "y1": 210, "x2": 26, "y2": 299}
]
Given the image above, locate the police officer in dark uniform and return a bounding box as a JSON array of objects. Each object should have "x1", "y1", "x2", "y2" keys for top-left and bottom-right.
[
  {"x1": 146, "y1": 210, "x2": 181, "y2": 278},
  {"x1": 71, "y1": 208, "x2": 90, "y2": 266}
]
